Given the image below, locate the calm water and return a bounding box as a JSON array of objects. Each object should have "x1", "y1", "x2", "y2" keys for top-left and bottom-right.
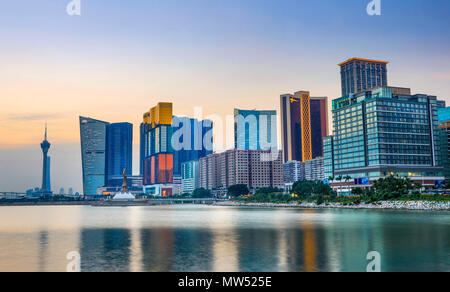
[{"x1": 0, "y1": 205, "x2": 448, "y2": 272}]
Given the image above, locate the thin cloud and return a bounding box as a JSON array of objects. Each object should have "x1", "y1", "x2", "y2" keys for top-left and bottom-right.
[{"x1": 2, "y1": 113, "x2": 65, "y2": 122}]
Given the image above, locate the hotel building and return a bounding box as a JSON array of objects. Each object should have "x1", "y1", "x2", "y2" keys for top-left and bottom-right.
[
  {"x1": 324, "y1": 86, "x2": 445, "y2": 189},
  {"x1": 339, "y1": 58, "x2": 388, "y2": 97},
  {"x1": 280, "y1": 92, "x2": 328, "y2": 163}
]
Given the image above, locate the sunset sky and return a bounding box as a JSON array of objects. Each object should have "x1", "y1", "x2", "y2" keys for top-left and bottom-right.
[{"x1": 1, "y1": 0, "x2": 449, "y2": 193}]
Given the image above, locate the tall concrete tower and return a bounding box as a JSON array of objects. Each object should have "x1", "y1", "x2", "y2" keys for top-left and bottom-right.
[{"x1": 40, "y1": 124, "x2": 52, "y2": 193}]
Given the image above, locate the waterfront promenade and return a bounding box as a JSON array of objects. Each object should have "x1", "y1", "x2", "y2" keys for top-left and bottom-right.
[
  {"x1": 0, "y1": 198, "x2": 449, "y2": 210},
  {"x1": 0, "y1": 198, "x2": 227, "y2": 207}
]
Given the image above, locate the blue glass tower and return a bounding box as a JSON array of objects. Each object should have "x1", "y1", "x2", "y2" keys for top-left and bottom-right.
[
  {"x1": 106, "y1": 123, "x2": 133, "y2": 185},
  {"x1": 80, "y1": 116, "x2": 110, "y2": 195},
  {"x1": 234, "y1": 109, "x2": 278, "y2": 150},
  {"x1": 40, "y1": 124, "x2": 52, "y2": 194},
  {"x1": 172, "y1": 117, "x2": 213, "y2": 177}
]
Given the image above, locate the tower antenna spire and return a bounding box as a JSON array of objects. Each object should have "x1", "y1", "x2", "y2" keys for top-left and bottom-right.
[{"x1": 45, "y1": 122, "x2": 47, "y2": 141}]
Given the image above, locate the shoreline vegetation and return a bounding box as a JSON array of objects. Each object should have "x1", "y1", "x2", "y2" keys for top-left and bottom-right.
[
  {"x1": 214, "y1": 200, "x2": 450, "y2": 211},
  {"x1": 222, "y1": 176, "x2": 450, "y2": 211},
  {"x1": 1, "y1": 177, "x2": 449, "y2": 211},
  {"x1": 0, "y1": 199, "x2": 448, "y2": 211}
]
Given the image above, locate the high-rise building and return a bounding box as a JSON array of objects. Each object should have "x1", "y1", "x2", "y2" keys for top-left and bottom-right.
[
  {"x1": 283, "y1": 160, "x2": 305, "y2": 185},
  {"x1": 323, "y1": 136, "x2": 334, "y2": 179},
  {"x1": 106, "y1": 123, "x2": 133, "y2": 185},
  {"x1": 283, "y1": 158, "x2": 324, "y2": 186},
  {"x1": 199, "y1": 149, "x2": 284, "y2": 193},
  {"x1": 280, "y1": 91, "x2": 329, "y2": 162},
  {"x1": 79, "y1": 116, "x2": 109, "y2": 195},
  {"x1": 181, "y1": 160, "x2": 201, "y2": 194},
  {"x1": 142, "y1": 102, "x2": 174, "y2": 196},
  {"x1": 199, "y1": 153, "x2": 220, "y2": 191},
  {"x1": 339, "y1": 58, "x2": 388, "y2": 97},
  {"x1": 438, "y1": 106, "x2": 450, "y2": 179},
  {"x1": 326, "y1": 86, "x2": 444, "y2": 188},
  {"x1": 234, "y1": 109, "x2": 277, "y2": 150},
  {"x1": 172, "y1": 117, "x2": 213, "y2": 177},
  {"x1": 305, "y1": 158, "x2": 324, "y2": 181},
  {"x1": 40, "y1": 124, "x2": 52, "y2": 195},
  {"x1": 139, "y1": 123, "x2": 145, "y2": 175},
  {"x1": 438, "y1": 121, "x2": 450, "y2": 179},
  {"x1": 309, "y1": 97, "x2": 329, "y2": 159}
]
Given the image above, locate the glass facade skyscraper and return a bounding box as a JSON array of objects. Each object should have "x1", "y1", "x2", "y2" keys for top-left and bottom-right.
[
  {"x1": 339, "y1": 58, "x2": 388, "y2": 97},
  {"x1": 323, "y1": 136, "x2": 334, "y2": 179},
  {"x1": 181, "y1": 160, "x2": 200, "y2": 194},
  {"x1": 106, "y1": 122, "x2": 133, "y2": 185},
  {"x1": 79, "y1": 116, "x2": 109, "y2": 195},
  {"x1": 142, "y1": 103, "x2": 175, "y2": 196},
  {"x1": 234, "y1": 109, "x2": 277, "y2": 150},
  {"x1": 309, "y1": 97, "x2": 329, "y2": 159},
  {"x1": 172, "y1": 117, "x2": 213, "y2": 177},
  {"x1": 326, "y1": 86, "x2": 444, "y2": 184},
  {"x1": 280, "y1": 91, "x2": 329, "y2": 163}
]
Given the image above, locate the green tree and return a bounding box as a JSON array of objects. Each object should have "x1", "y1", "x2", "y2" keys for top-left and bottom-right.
[
  {"x1": 352, "y1": 187, "x2": 364, "y2": 196},
  {"x1": 228, "y1": 184, "x2": 249, "y2": 197},
  {"x1": 255, "y1": 187, "x2": 281, "y2": 195},
  {"x1": 371, "y1": 176, "x2": 413, "y2": 200},
  {"x1": 192, "y1": 188, "x2": 213, "y2": 198},
  {"x1": 292, "y1": 180, "x2": 334, "y2": 199}
]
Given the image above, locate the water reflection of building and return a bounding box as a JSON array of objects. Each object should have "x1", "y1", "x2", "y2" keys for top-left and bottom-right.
[
  {"x1": 236, "y1": 228, "x2": 279, "y2": 271},
  {"x1": 209, "y1": 210, "x2": 239, "y2": 272},
  {"x1": 140, "y1": 229, "x2": 174, "y2": 272},
  {"x1": 277, "y1": 210, "x2": 330, "y2": 272},
  {"x1": 79, "y1": 229, "x2": 132, "y2": 272}
]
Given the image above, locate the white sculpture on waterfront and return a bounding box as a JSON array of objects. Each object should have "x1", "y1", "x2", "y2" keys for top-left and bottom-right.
[{"x1": 112, "y1": 169, "x2": 135, "y2": 201}]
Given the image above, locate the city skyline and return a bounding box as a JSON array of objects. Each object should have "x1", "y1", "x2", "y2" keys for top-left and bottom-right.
[{"x1": 1, "y1": 0, "x2": 450, "y2": 193}]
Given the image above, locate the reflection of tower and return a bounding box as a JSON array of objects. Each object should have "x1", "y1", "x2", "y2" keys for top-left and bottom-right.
[
  {"x1": 40, "y1": 124, "x2": 52, "y2": 193},
  {"x1": 301, "y1": 210, "x2": 317, "y2": 272}
]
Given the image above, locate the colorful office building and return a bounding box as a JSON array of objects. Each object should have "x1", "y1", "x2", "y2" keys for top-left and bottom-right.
[
  {"x1": 141, "y1": 102, "x2": 174, "y2": 196},
  {"x1": 324, "y1": 86, "x2": 445, "y2": 190},
  {"x1": 280, "y1": 91, "x2": 328, "y2": 163}
]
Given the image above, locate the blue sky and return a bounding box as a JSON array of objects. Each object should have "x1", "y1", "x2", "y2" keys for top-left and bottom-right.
[{"x1": 0, "y1": 0, "x2": 449, "y2": 192}]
